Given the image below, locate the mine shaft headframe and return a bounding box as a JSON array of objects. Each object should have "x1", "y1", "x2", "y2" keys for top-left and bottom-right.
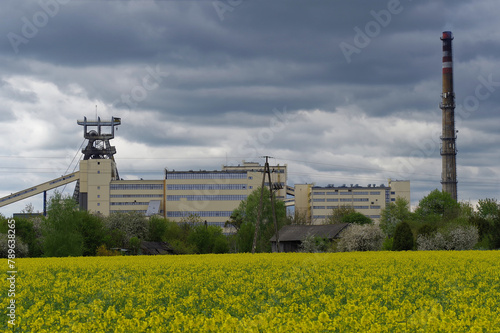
[{"x1": 77, "y1": 116, "x2": 121, "y2": 160}]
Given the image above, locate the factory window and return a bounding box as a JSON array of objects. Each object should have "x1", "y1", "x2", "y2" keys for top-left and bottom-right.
[
  {"x1": 97, "y1": 171, "x2": 100, "y2": 174},
  {"x1": 353, "y1": 191, "x2": 369, "y2": 195},
  {"x1": 166, "y1": 195, "x2": 247, "y2": 201},
  {"x1": 340, "y1": 192, "x2": 352, "y2": 195},
  {"x1": 110, "y1": 184, "x2": 163, "y2": 190},
  {"x1": 340, "y1": 198, "x2": 352, "y2": 202},
  {"x1": 248, "y1": 176, "x2": 253, "y2": 180},
  {"x1": 391, "y1": 191, "x2": 395, "y2": 195},
  {"x1": 326, "y1": 198, "x2": 338, "y2": 202},
  {"x1": 326, "y1": 192, "x2": 338, "y2": 195},
  {"x1": 370, "y1": 205, "x2": 381, "y2": 209},
  {"x1": 167, "y1": 172, "x2": 247, "y2": 179},
  {"x1": 391, "y1": 198, "x2": 395, "y2": 202},
  {"x1": 167, "y1": 211, "x2": 232, "y2": 218},
  {"x1": 313, "y1": 215, "x2": 326, "y2": 219},
  {"x1": 369, "y1": 215, "x2": 381, "y2": 219},
  {"x1": 97, "y1": 195, "x2": 100, "y2": 198},
  {"x1": 166, "y1": 184, "x2": 246, "y2": 190},
  {"x1": 111, "y1": 202, "x2": 149, "y2": 206},
  {"x1": 97, "y1": 186, "x2": 100, "y2": 190},
  {"x1": 97, "y1": 203, "x2": 100, "y2": 206},
  {"x1": 313, "y1": 192, "x2": 326, "y2": 195},
  {"x1": 110, "y1": 194, "x2": 163, "y2": 198},
  {"x1": 353, "y1": 198, "x2": 368, "y2": 202},
  {"x1": 353, "y1": 206, "x2": 369, "y2": 209},
  {"x1": 313, "y1": 198, "x2": 325, "y2": 202},
  {"x1": 326, "y1": 206, "x2": 339, "y2": 209},
  {"x1": 313, "y1": 206, "x2": 326, "y2": 209}
]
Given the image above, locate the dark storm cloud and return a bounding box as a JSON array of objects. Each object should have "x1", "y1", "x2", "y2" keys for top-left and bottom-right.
[{"x1": 0, "y1": 0, "x2": 499, "y2": 216}]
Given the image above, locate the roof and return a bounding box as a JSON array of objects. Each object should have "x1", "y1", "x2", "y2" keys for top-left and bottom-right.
[
  {"x1": 270, "y1": 224, "x2": 350, "y2": 242},
  {"x1": 140, "y1": 241, "x2": 175, "y2": 255}
]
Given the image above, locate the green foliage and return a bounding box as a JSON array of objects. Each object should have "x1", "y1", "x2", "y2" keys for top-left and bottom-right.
[
  {"x1": 382, "y1": 237, "x2": 393, "y2": 251},
  {"x1": 287, "y1": 210, "x2": 310, "y2": 225},
  {"x1": 476, "y1": 198, "x2": 499, "y2": 221},
  {"x1": 9, "y1": 217, "x2": 43, "y2": 257},
  {"x1": 415, "y1": 189, "x2": 460, "y2": 222},
  {"x1": 392, "y1": 222, "x2": 414, "y2": 251},
  {"x1": 341, "y1": 212, "x2": 373, "y2": 225},
  {"x1": 230, "y1": 187, "x2": 288, "y2": 253},
  {"x1": 417, "y1": 224, "x2": 438, "y2": 237},
  {"x1": 104, "y1": 211, "x2": 148, "y2": 248},
  {"x1": 74, "y1": 211, "x2": 106, "y2": 256},
  {"x1": 148, "y1": 216, "x2": 169, "y2": 242},
  {"x1": 324, "y1": 205, "x2": 356, "y2": 224},
  {"x1": 129, "y1": 236, "x2": 142, "y2": 255},
  {"x1": 299, "y1": 235, "x2": 330, "y2": 253},
  {"x1": 42, "y1": 192, "x2": 84, "y2": 257},
  {"x1": 380, "y1": 197, "x2": 412, "y2": 238},
  {"x1": 187, "y1": 224, "x2": 229, "y2": 254}
]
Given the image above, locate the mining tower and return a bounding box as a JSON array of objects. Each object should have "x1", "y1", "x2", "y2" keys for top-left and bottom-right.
[{"x1": 440, "y1": 31, "x2": 458, "y2": 201}]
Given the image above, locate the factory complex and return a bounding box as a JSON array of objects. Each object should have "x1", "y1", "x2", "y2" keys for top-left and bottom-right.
[{"x1": 0, "y1": 115, "x2": 410, "y2": 227}]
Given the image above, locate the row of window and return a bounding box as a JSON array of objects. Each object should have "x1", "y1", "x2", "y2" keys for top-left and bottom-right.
[
  {"x1": 166, "y1": 195, "x2": 247, "y2": 201},
  {"x1": 167, "y1": 184, "x2": 247, "y2": 190},
  {"x1": 110, "y1": 184, "x2": 163, "y2": 190},
  {"x1": 167, "y1": 172, "x2": 247, "y2": 179},
  {"x1": 313, "y1": 214, "x2": 380, "y2": 219},
  {"x1": 110, "y1": 194, "x2": 163, "y2": 198},
  {"x1": 314, "y1": 198, "x2": 373, "y2": 203},
  {"x1": 313, "y1": 191, "x2": 383, "y2": 196},
  {"x1": 313, "y1": 206, "x2": 379, "y2": 210},
  {"x1": 111, "y1": 202, "x2": 149, "y2": 206},
  {"x1": 166, "y1": 211, "x2": 233, "y2": 217}
]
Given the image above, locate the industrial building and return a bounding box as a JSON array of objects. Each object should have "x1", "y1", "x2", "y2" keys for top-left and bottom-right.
[
  {"x1": 0, "y1": 116, "x2": 409, "y2": 227},
  {"x1": 294, "y1": 180, "x2": 410, "y2": 224}
]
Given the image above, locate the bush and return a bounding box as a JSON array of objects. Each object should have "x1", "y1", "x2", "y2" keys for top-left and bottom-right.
[
  {"x1": 392, "y1": 222, "x2": 414, "y2": 251},
  {"x1": 96, "y1": 245, "x2": 120, "y2": 256},
  {"x1": 0, "y1": 233, "x2": 29, "y2": 258},
  {"x1": 299, "y1": 235, "x2": 330, "y2": 253},
  {"x1": 337, "y1": 224, "x2": 385, "y2": 252},
  {"x1": 417, "y1": 225, "x2": 479, "y2": 251}
]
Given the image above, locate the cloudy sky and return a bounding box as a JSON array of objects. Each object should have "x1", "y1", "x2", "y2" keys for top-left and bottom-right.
[{"x1": 0, "y1": 0, "x2": 499, "y2": 216}]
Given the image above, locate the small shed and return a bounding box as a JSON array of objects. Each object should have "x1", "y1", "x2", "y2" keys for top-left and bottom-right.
[
  {"x1": 140, "y1": 241, "x2": 176, "y2": 255},
  {"x1": 269, "y1": 224, "x2": 350, "y2": 253}
]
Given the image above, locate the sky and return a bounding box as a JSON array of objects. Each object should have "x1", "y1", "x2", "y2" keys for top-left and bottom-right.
[{"x1": 0, "y1": 0, "x2": 499, "y2": 216}]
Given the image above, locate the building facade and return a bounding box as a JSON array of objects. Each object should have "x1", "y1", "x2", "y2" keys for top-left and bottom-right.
[
  {"x1": 79, "y1": 160, "x2": 287, "y2": 228},
  {"x1": 294, "y1": 179, "x2": 410, "y2": 224}
]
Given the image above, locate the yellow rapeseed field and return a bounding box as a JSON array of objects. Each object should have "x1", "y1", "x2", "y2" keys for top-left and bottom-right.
[{"x1": 3, "y1": 251, "x2": 500, "y2": 332}]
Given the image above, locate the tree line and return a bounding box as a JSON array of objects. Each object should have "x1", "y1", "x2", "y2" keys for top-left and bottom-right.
[{"x1": 1, "y1": 188, "x2": 498, "y2": 257}]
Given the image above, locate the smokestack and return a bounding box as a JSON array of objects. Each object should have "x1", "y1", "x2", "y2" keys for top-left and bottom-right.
[{"x1": 440, "y1": 31, "x2": 457, "y2": 201}]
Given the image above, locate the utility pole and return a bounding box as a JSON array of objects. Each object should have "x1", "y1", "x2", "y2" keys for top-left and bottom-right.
[{"x1": 252, "y1": 156, "x2": 281, "y2": 253}]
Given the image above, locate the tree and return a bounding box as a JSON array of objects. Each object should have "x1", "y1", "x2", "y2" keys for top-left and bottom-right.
[
  {"x1": 417, "y1": 225, "x2": 479, "y2": 251},
  {"x1": 74, "y1": 211, "x2": 106, "y2": 256},
  {"x1": 104, "y1": 211, "x2": 149, "y2": 248},
  {"x1": 324, "y1": 205, "x2": 355, "y2": 224},
  {"x1": 148, "y1": 215, "x2": 169, "y2": 242},
  {"x1": 42, "y1": 192, "x2": 84, "y2": 257},
  {"x1": 341, "y1": 212, "x2": 373, "y2": 225},
  {"x1": 229, "y1": 187, "x2": 287, "y2": 253},
  {"x1": 476, "y1": 198, "x2": 499, "y2": 221},
  {"x1": 337, "y1": 224, "x2": 385, "y2": 252},
  {"x1": 187, "y1": 224, "x2": 229, "y2": 254},
  {"x1": 415, "y1": 189, "x2": 460, "y2": 222},
  {"x1": 380, "y1": 197, "x2": 412, "y2": 238},
  {"x1": 392, "y1": 222, "x2": 414, "y2": 251}
]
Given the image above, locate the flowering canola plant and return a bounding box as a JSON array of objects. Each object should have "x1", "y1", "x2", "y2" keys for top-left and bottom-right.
[{"x1": 3, "y1": 251, "x2": 500, "y2": 332}]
